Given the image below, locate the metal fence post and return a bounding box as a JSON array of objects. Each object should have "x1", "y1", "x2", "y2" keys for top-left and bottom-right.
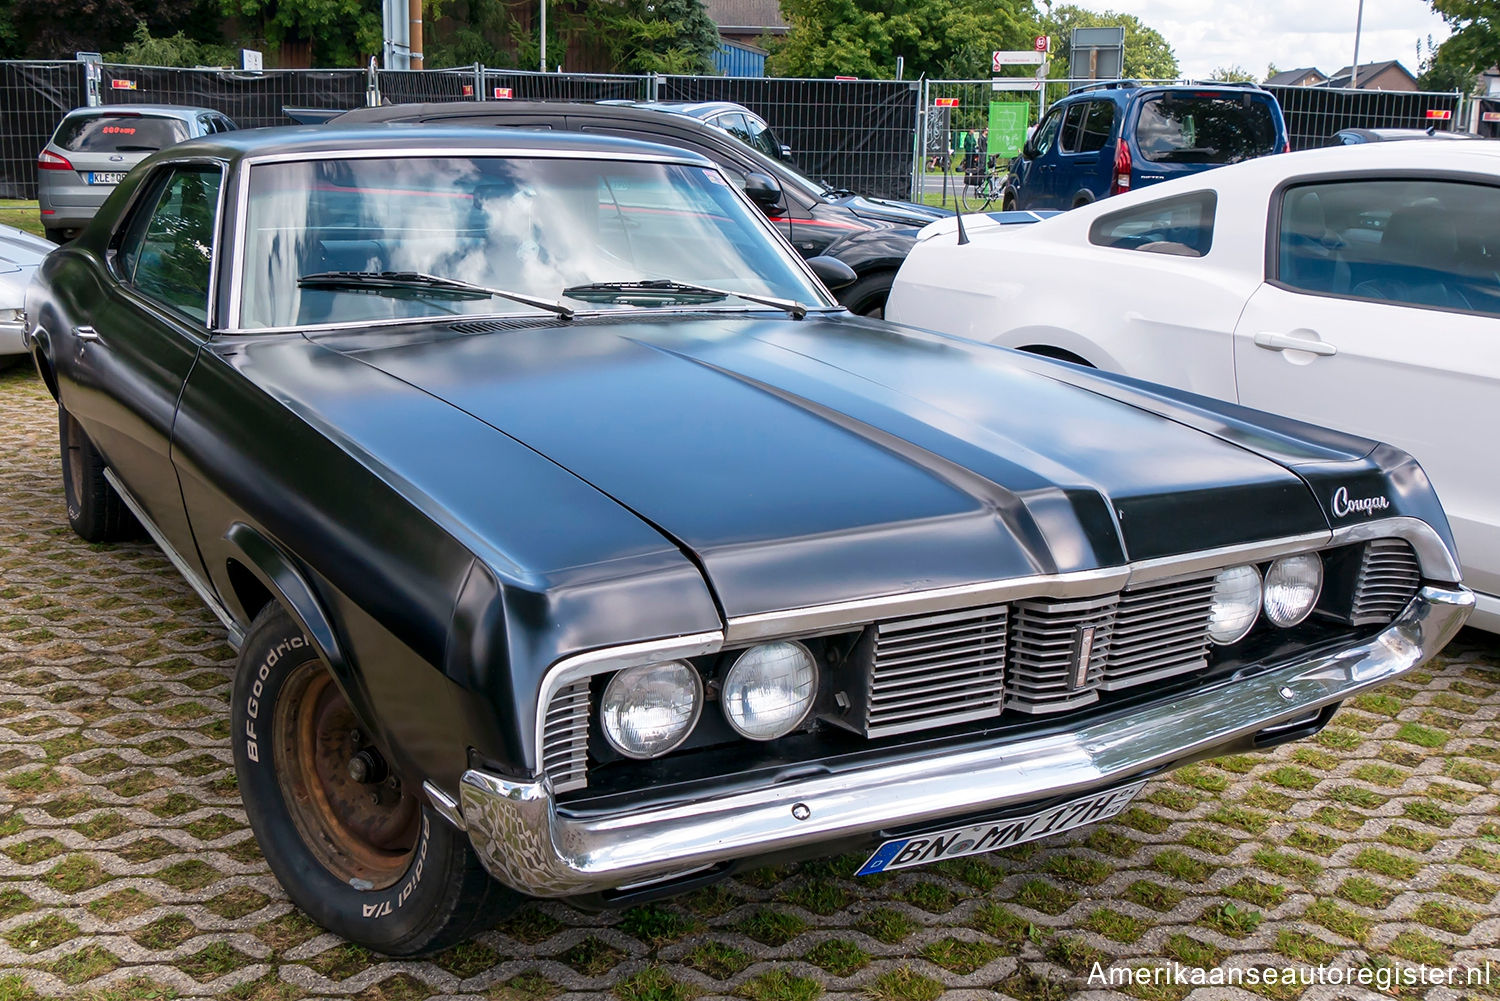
[
  {"x1": 911, "y1": 78, "x2": 927, "y2": 202},
  {"x1": 474, "y1": 63, "x2": 483, "y2": 100},
  {"x1": 367, "y1": 57, "x2": 380, "y2": 106}
]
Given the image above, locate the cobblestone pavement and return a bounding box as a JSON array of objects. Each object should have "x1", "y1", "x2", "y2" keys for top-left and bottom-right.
[{"x1": 0, "y1": 365, "x2": 1498, "y2": 1001}]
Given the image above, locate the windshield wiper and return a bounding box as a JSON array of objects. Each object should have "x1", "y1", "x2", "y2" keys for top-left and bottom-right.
[
  {"x1": 297, "y1": 271, "x2": 575, "y2": 320},
  {"x1": 561, "y1": 279, "x2": 808, "y2": 319}
]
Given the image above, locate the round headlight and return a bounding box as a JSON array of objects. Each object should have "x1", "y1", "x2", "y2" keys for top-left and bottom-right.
[
  {"x1": 601, "y1": 661, "x2": 702, "y2": 759},
  {"x1": 1209, "y1": 564, "x2": 1262, "y2": 645},
  {"x1": 1263, "y1": 553, "x2": 1323, "y2": 627},
  {"x1": 721, "y1": 641, "x2": 818, "y2": 741}
]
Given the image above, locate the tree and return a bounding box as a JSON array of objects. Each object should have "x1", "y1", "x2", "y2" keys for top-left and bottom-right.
[
  {"x1": 105, "y1": 21, "x2": 238, "y2": 66},
  {"x1": 1430, "y1": 0, "x2": 1500, "y2": 79},
  {"x1": 1265, "y1": 62, "x2": 1280, "y2": 81},
  {"x1": 1417, "y1": 34, "x2": 1478, "y2": 93},
  {"x1": 1208, "y1": 64, "x2": 1255, "y2": 82},
  {"x1": 586, "y1": 0, "x2": 719, "y2": 74},
  {"x1": 768, "y1": 0, "x2": 1039, "y2": 80},
  {"x1": 1042, "y1": 5, "x2": 1178, "y2": 81},
  {"x1": 219, "y1": 0, "x2": 381, "y2": 66},
  {"x1": 9, "y1": 0, "x2": 223, "y2": 59}
]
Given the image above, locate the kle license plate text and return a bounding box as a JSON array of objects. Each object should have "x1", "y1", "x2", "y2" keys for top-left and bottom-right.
[
  {"x1": 856, "y1": 781, "x2": 1147, "y2": 876},
  {"x1": 87, "y1": 172, "x2": 126, "y2": 185}
]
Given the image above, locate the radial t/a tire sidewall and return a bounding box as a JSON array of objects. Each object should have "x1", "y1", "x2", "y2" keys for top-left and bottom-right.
[{"x1": 231, "y1": 609, "x2": 463, "y2": 955}]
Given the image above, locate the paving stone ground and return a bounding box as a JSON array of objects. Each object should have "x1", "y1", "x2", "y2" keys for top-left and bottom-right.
[{"x1": 0, "y1": 364, "x2": 1498, "y2": 1001}]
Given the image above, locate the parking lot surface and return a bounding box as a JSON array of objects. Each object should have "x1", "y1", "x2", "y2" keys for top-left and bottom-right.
[{"x1": 0, "y1": 365, "x2": 1497, "y2": 1000}]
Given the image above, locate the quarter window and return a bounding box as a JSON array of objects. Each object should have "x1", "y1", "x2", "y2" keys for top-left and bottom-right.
[
  {"x1": 116, "y1": 166, "x2": 221, "y2": 323},
  {"x1": 1088, "y1": 190, "x2": 1216, "y2": 257},
  {"x1": 1030, "y1": 108, "x2": 1062, "y2": 157},
  {"x1": 1078, "y1": 101, "x2": 1116, "y2": 153},
  {"x1": 1276, "y1": 179, "x2": 1500, "y2": 314}
]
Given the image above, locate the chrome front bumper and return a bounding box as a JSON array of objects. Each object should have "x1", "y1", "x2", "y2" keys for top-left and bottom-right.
[{"x1": 458, "y1": 584, "x2": 1472, "y2": 898}]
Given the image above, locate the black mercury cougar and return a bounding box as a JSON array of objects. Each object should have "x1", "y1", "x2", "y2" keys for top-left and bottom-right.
[{"x1": 23, "y1": 126, "x2": 1472, "y2": 955}]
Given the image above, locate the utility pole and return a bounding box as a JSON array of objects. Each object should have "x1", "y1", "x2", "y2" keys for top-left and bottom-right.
[
  {"x1": 1350, "y1": 0, "x2": 1364, "y2": 87},
  {"x1": 409, "y1": 0, "x2": 423, "y2": 68},
  {"x1": 540, "y1": 0, "x2": 547, "y2": 72}
]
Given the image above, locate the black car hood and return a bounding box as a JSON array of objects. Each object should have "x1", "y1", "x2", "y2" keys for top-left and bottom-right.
[
  {"x1": 311, "y1": 313, "x2": 1352, "y2": 620},
  {"x1": 838, "y1": 194, "x2": 948, "y2": 225}
]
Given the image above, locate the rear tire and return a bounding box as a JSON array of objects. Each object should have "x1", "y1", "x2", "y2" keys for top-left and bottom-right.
[
  {"x1": 840, "y1": 271, "x2": 895, "y2": 319},
  {"x1": 43, "y1": 227, "x2": 67, "y2": 244},
  {"x1": 231, "y1": 605, "x2": 514, "y2": 955},
  {"x1": 58, "y1": 406, "x2": 141, "y2": 542}
]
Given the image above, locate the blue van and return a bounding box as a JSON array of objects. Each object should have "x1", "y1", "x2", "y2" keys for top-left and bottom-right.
[{"x1": 1003, "y1": 81, "x2": 1288, "y2": 211}]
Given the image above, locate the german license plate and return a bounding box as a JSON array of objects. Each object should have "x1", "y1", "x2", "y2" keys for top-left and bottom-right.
[
  {"x1": 86, "y1": 172, "x2": 126, "y2": 185},
  {"x1": 856, "y1": 781, "x2": 1146, "y2": 876}
]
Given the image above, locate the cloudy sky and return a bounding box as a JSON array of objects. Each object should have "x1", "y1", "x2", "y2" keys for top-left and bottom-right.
[{"x1": 1069, "y1": 0, "x2": 1451, "y2": 79}]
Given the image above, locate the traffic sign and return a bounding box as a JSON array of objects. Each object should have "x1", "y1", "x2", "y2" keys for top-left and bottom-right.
[
  {"x1": 493, "y1": 87, "x2": 514, "y2": 99},
  {"x1": 1425, "y1": 109, "x2": 1453, "y2": 120},
  {"x1": 1034, "y1": 35, "x2": 1050, "y2": 52},
  {"x1": 991, "y1": 79, "x2": 1043, "y2": 91},
  {"x1": 1484, "y1": 111, "x2": 1500, "y2": 123},
  {"x1": 993, "y1": 51, "x2": 1046, "y2": 70}
]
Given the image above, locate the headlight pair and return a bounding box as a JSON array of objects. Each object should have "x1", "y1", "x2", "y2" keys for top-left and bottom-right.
[
  {"x1": 601, "y1": 641, "x2": 818, "y2": 759},
  {"x1": 1208, "y1": 554, "x2": 1323, "y2": 644}
]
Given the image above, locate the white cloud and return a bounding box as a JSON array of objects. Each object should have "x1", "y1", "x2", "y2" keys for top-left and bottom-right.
[{"x1": 1061, "y1": 0, "x2": 1450, "y2": 81}]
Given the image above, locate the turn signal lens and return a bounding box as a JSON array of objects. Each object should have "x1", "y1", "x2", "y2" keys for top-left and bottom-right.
[
  {"x1": 1263, "y1": 554, "x2": 1323, "y2": 627},
  {"x1": 1208, "y1": 564, "x2": 1261, "y2": 644}
]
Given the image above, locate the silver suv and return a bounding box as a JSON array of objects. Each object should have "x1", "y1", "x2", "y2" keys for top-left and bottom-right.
[{"x1": 37, "y1": 105, "x2": 236, "y2": 241}]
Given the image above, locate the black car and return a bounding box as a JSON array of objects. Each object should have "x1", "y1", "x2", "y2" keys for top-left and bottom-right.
[
  {"x1": 25, "y1": 125, "x2": 1471, "y2": 956},
  {"x1": 334, "y1": 101, "x2": 948, "y2": 317}
]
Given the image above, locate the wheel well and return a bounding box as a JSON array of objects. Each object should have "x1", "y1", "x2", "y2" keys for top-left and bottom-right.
[
  {"x1": 227, "y1": 558, "x2": 274, "y2": 623},
  {"x1": 1072, "y1": 193, "x2": 1095, "y2": 208},
  {"x1": 33, "y1": 348, "x2": 59, "y2": 401},
  {"x1": 1020, "y1": 345, "x2": 1095, "y2": 368}
]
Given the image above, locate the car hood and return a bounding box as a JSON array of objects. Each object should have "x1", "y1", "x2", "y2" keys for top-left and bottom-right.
[
  {"x1": 0, "y1": 225, "x2": 53, "y2": 273},
  {"x1": 839, "y1": 194, "x2": 949, "y2": 225},
  {"x1": 307, "y1": 312, "x2": 1364, "y2": 622}
]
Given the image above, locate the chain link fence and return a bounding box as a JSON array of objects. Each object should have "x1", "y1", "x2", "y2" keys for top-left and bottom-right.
[{"x1": 0, "y1": 59, "x2": 1473, "y2": 204}]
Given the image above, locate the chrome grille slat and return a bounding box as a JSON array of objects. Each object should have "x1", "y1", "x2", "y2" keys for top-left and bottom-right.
[
  {"x1": 1004, "y1": 596, "x2": 1116, "y2": 713},
  {"x1": 863, "y1": 606, "x2": 1008, "y2": 737},
  {"x1": 540, "y1": 680, "x2": 590, "y2": 794},
  {"x1": 1350, "y1": 539, "x2": 1421, "y2": 625}
]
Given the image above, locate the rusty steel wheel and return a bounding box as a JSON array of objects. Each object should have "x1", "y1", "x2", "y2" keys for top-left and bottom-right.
[{"x1": 272, "y1": 661, "x2": 420, "y2": 890}]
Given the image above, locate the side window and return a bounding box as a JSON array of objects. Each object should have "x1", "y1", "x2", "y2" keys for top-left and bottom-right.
[
  {"x1": 1059, "y1": 104, "x2": 1088, "y2": 153},
  {"x1": 742, "y1": 115, "x2": 781, "y2": 159},
  {"x1": 1089, "y1": 190, "x2": 1217, "y2": 257},
  {"x1": 1031, "y1": 108, "x2": 1063, "y2": 157},
  {"x1": 715, "y1": 112, "x2": 755, "y2": 147},
  {"x1": 1276, "y1": 178, "x2": 1500, "y2": 314},
  {"x1": 1078, "y1": 101, "x2": 1116, "y2": 153},
  {"x1": 116, "y1": 166, "x2": 222, "y2": 323}
]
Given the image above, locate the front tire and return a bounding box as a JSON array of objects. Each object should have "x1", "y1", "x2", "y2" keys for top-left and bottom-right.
[
  {"x1": 231, "y1": 605, "x2": 512, "y2": 955},
  {"x1": 58, "y1": 406, "x2": 141, "y2": 542},
  {"x1": 840, "y1": 271, "x2": 895, "y2": 319}
]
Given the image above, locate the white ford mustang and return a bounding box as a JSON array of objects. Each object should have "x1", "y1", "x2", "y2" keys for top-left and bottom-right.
[{"x1": 887, "y1": 141, "x2": 1500, "y2": 632}]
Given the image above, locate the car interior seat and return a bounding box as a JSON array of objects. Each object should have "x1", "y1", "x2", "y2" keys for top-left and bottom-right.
[{"x1": 1350, "y1": 206, "x2": 1471, "y2": 310}]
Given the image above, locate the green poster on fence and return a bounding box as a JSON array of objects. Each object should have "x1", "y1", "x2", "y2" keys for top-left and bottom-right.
[{"x1": 988, "y1": 101, "x2": 1028, "y2": 158}]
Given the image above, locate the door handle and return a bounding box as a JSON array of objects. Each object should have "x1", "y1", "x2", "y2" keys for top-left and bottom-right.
[
  {"x1": 1253, "y1": 331, "x2": 1336, "y2": 356},
  {"x1": 74, "y1": 325, "x2": 101, "y2": 343}
]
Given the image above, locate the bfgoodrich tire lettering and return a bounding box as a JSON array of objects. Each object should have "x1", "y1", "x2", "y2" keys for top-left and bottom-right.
[{"x1": 232, "y1": 605, "x2": 512, "y2": 955}]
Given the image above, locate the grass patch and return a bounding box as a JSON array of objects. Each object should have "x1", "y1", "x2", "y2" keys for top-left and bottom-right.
[
  {"x1": 615, "y1": 966, "x2": 699, "y2": 1001},
  {"x1": 1284, "y1": 827, "x2": 1338, "y2": 855},
  {"x1": 969, "y1": 903, "x2": 1038, "y2": 947},
  {"x1": 1274, "y1": 929, "x2": 1342, "y2": 964},
  {"x1": 6, "y1": 914, "x2": 80, "y2": 952},
  {"x1": 1042, "y1": 853, "x2": 1111, "y2": 885},
  {"x1": 1352, "y1": 847, "x2": 1419, "y2": 879},
  {"x1": 1151, "y1": 849, "x2": 1212, "y2": 883},
  {"x1": 920, "y1": 936, "x2": 1001, "y2": 974},
  {"x1": 617, "y1": 904, "x2": 701, "y2": 946},
  {"x1": 1336, "y1": 876, "x2": 1396, "y2": 909},
  {"x1": 863, "y1": 965, "x2": 943, "y2": 1001},
  {"x1": 495, "y1": 907, "x2": 563, "y2": 945},
  {"x1": 1198, "y1": 901, "x2": 1262, "y2": 938},
  {"x1": 1435, "y1": 871, "x2": 1498, "y2": 903},
  {"x1": 1081, "y1": 907, "x2": 1148, "y2": 943},
  {"x1": 1162, "y1": 933, "x2": 1225, "y2": 967},
  {"x1": 558, "y1": 937, "x2": 624, "y2": 977},
  {"x1": 735, "y1": 908, "x2": 807, "y2": 946},
  {"x1": 1011, "y1": 877, "x2": 1076, "y2": 915},
  {"x1": 47, "y1": 943, "x2": 120, "y2": 985},
  {"x1": 1250, "y1": 847, "x2": 1321, "y2": 885},
  {"x1": 1350, "y1": 763, "x2": 1406, "y2": 787},
  {"x1": 734, "y1": 971, "x2": 817, "y2": 1001},
  {"x1": 778, "y1": 878, "x2": 850, "y2": 916},
  {"x1": 1394, "y1": 722, "x2": 1447, "y2": 748},
  {"x1": 1205, "y1": 805, "x2": 1274, "y2": 834},
  {"x1": 1380, "y1": 825, "x2": 1438, "y2": 853},
  {"x1": 1181, "y1": 827, "x2": 1237, "y2": 856},
  {"x1": 896, "y1": 880, "x2": 963, "y2": 913},
  {"x1": 804, "y1": 938, "x2": 868, "y2": 977},
  {"x1": 1125, "y1": 880, "x2": 1183, "y2": 912},
  {"x1": 1223, "y1": 878, "x2": 1287, "y2": 910},
  {"x1": 1413, "y1": 900, "x2": 1480, "y2": 934},
  {"x1": 133, "y1": 913, "x2": 198, "y2": 951},
  {"x1": 931, "y1": 855, "x2": 1005, "y2": 890},
  {"x1": 1304, "y1": 899, "x2": 1372, "y2": 943},
  {"x1": 682, "y1": 941, "x2": 751, "y2": 979},
  {"x1": 203, "y1": 887, "x2": 270, "y2": 920},
  {"x1": 178, "y1": 941, "x2": 253, "y2": 982},
  {"x1": 1384, "y1": 929, "x2": 1451, "y2": 965},
  {"x1": 854, "y1": 906, "x2": 917, "y2": 944},
  {"x1": 490, "y1": 972, "x2": 560, "y2": 1001}
]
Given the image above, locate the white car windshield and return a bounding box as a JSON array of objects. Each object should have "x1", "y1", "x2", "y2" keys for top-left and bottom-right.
[{"x1": 238, "y1": 155, "x2": 830, "y2": 330}]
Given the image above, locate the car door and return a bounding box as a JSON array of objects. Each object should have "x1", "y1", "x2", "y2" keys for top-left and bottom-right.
[
  {"x1": 1049, "y1": 103, "x2": 1090, "y2": 208},
  {"x1": 1233, "y1": 175, "x2": 1500, "y2": 603},
  {"x1": 1015, "y1": 107, "x2": 1063, "y2": 210},
  {"x1": 60, "y1": 162, "x2": 223, "y2": 560}
]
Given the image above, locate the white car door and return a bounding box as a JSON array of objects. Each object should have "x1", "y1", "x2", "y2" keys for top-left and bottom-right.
[{"x1": 1232, "y1": 176, "x2": 1500, "y2": 611}]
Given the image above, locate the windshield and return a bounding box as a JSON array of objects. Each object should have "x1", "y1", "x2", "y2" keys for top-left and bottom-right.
[
  {"x1": 239, "y1": 155, "x2": 830, "y2": 330},
  {"x1": 53, "y1": 114, "x2": 188, "y2": 153},
  {"x1": 1134, "y1": 94, "x2": 1278, "y2": 164}
]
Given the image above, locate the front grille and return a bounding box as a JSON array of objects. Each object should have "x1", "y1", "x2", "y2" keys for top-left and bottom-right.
[
  {"x1": 1349, "y1": 539, "x2": 1421, "y2": 625},
  {"x1": 863, "y1": 605, "x2": 1009, "y2": 737},
  {"x1": 1100, "y1": 574, "x2": 1216, "y2": 690},
  {"x1": 1005, "y1": 595, "x2": 1117, "y2": 714},
  {"x1": 540, "y1": 681, "x2": 590, "y2": 794}
]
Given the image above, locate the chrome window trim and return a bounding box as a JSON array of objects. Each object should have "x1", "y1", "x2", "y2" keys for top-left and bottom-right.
[
  {"x1": 225, "y1": 146, "x2": 837, "y2": 331},
  {"x1": 525, "y1": 517, "x2": 1461, "y2": 778}
]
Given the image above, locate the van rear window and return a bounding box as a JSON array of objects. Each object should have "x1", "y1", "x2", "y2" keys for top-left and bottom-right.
[
  {"x1": 1134, "y1": 95, "x2": 1277, "y2": 164},
  {"x1": 52, "y1": 114, "x2": 188, "y2": 153}
]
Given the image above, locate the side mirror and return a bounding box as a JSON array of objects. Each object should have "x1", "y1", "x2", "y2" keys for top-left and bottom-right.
[
  {"x1": 743, "y1": 172, "x2": 784, "y2": 211},
  {"x1": 1021, "y1": 140, "x2": 1036, "y2": 159},
  {"x1": 806, "y1": 255, "x2": 857, "y2": 290}
]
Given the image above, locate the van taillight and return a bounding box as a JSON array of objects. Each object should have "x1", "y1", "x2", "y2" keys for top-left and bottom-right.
[
  {"x1": 37, "y1": 150, "x2": 74, "y2": 171},
  {"x1": 1281, "y1": 139, "x2": 1291, "y2": 153},
  {"x1": 1111, "y1": 141, "x2": 1131, "y2": 194}
]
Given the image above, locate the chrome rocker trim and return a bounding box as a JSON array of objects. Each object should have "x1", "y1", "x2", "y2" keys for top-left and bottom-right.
[{"x1": 459, "y1": 584, "x2": 1472, "y2": 898}]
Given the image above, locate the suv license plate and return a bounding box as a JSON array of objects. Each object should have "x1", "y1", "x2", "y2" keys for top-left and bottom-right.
[
  {"x1": 856, "y1": 781, "x2": 1146, "y2": 876},
  {"x1": 87, "y1": 172, "x2": 126, "y2": 185}
]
